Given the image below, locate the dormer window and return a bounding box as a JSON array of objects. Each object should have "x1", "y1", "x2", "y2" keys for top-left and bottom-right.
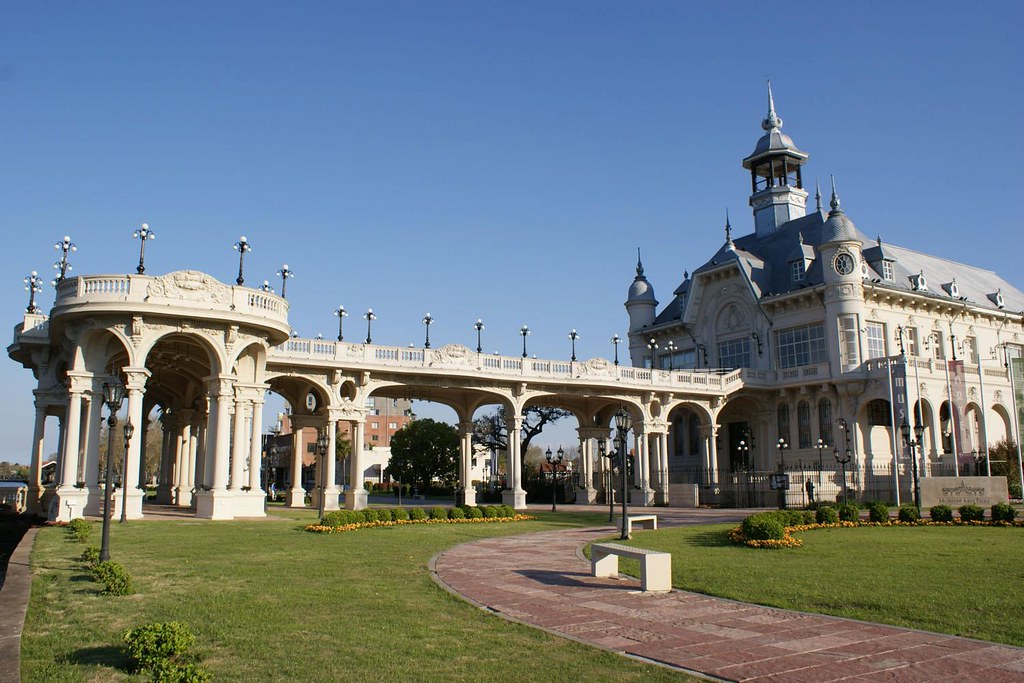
[
  {"x1": 791, "y1": 260, "x2": 805, "y2": 282},
  {"x1": 882, "y1": 261, "x2": 894, "y2": 281},
  {"x1": 988, "y1": 289, "x2": 1005, "y2": 309},
  {"x1": 942, "y1": 279, "x2": 960, "y2": 298},
  {"x1": 910, "y1": 271, "x2": 928, "y2": 292}
]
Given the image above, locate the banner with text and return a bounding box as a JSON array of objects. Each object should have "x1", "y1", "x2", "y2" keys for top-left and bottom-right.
[
  {"x1": 948, "y1": 359, "x2": 969, "y2": 471},
  {"x1": 889, "y1": 357, "x2": 910, "y2": 461}
]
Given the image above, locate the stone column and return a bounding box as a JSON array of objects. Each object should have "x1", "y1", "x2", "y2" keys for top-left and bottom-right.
[
  {"x1": 175, "y1": 410, "x2": 194, "y2": 506},
  {"x1": 154, "y1": 415, "x2": 176, "y2": 504},
  {"x1": 700, "y1": 424, "x2": 720, "y2": 488},
  {"x1": 458, "y1": 421, "x2": 476, "y2": 506},
  {"x1": 657, "y1": 431, "x2": 670, "y2": 504},
  {"x1": 193, "y1": 411, "x2": 207, "y2": 493},
  {"x1": 248, "y1": 399, "x2": 265, "y2": 492},
  {"x1": 346, "y1": 419, "x2": 368, "y2": 510},
  {"x1": 229, "y1": 397, "x2": 250, "y2": 492},
  {"x1": 287, "y1": 415, "x2": 306, "y2": 507},
  {"x1": 502, "y1": 412, "x2": 527, "y2": 510},
  {"x1": 58, "y1": 387, "x2": 83, "y2": 490},
  {"x1": 322, "y1": 416, "x2": 340, "y2": 511},
  {"x1": 27, "y1": 402, "x2": 47, "y2": 515},
  {"x1": 120, "y1": 368, "x2": 150, "y2": 519},
  {"x1": 576, "y1": 427, "x2": 607, "y2": 504}
]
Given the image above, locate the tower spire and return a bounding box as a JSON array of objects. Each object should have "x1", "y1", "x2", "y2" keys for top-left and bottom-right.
[
  {"x1": 725, "y1": 210, "x2": 734, "y2": 248},
  {"x1": 815, "y1": 179, "x2": 822, "y2": 211},
  {"x1": 830, "y1": 174, "x2": 842, "y2": 213},
  {"x1": 635, "y1": 247, "x2": 645, "y2": 278},
  {"x1": 762, "y1": 79, "x2": 783, "y2": 131}
]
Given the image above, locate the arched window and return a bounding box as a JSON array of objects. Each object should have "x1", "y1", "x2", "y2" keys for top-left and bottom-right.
[
  {"x1": 867, "y1": 399, "x2": 891, "y2": 426},
  {"x1": 818, "y1": 398, "x2": 833, "y2": 446},
  {"x1": 688, "y1": 413, "x2": 701, "y2": 456},
  {"x1": 777, "y1": 403, "x2": 791, "y2": 445},
  {"x1": 797, "y1": 401, "x2": 812, "y2": 448}
]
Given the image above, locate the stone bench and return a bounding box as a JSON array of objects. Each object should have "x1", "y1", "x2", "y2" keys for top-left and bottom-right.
[
  {"x1": 591, "y1": 542, "x2": 672, "y2": 593},
  {"x1": 627, "y1": 514, "x2": 658, "y2": 534}
]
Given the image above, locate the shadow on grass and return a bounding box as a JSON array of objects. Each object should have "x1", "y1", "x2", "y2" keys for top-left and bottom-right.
[
  {"x1": 64, "y1": 644, "x2": 129, "y2": 671},
  {"x1": 683, "y1": 530, "x2": 734, "y2": 548}
]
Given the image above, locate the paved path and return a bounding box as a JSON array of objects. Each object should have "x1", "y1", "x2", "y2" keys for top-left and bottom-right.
[
  {"x1": 431, "y1": 518, "x2": 1024, "y2": 682},
  {"x1": 0, "y1": 527, "x2": 36, "y2": 683}
]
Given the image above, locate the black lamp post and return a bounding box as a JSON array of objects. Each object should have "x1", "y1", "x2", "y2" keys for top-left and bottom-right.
[
  {"x1": 23, "y1": 271, "x2": 43, "y2": 313},
  {"x1": 233, "y1": 236, "x2": 251, "y2": 285},
  {"x1": 545, "y1": 446, "x2": 564, "y2": 511},
  {"x1": 132, "y1": 223, "x2": 155, "y2": 275},
  {"x1": 364, "y1": 309, "x2": 376, "y2": 344},
  {"x1": 815, "y1": 438, "x2": 826, "y2": 487},
  {"x1": 665, "y1": 341, "x2": 677, "y2": 371},
  {"x1": 99, "y1": 378, "x2": 126, "y2": 562},
  {"x1": 53, "y1": 235, "x2": 76, "y2": 282},
  {"x1": 900, "y1": 420, "x2": 924, "y2": 509},
  {"x1": 737, "y1": 439, "x2": 751, "y2": 507},
  {"x1": 423, "y1": 313, "x2": 434, "y2": 349},
  {"x1": 316, "y1": 428, "x2": 330, "y2": 518},
  {"x1": 598, "y1": 438, "x2": 614, "y2": 522},
  {"x1": 259, "y1": 280, "x2": 274, "y2": 293},
  {"x1": 120, "y1": 420, "x2": 135, "y2": 523},
  {"x1": 776, "y1": 438, "x2": 789, "y2": 510},
  {"x1": 335, "y1": 305, "x2": 348, "y2": 341},
  {"x1": 568, "y1": 330, "x2": 579, "y2": 362},
  {"x1": 474, "y1": 319, "x2": 485, "y2": 353},
  {"x1": 647, "y1": 338, "x2": 658, "y2": 369},
  {"x1": 696, "y1": 343, "x2": 708, "y2": 368},
  {"x1": 834, "y1": 446, "x2": 852, "y2": 505},
  {"x1": 277, "y1": 264, "x2": 294, "y2": 298},
  {"x1": 614, "y1": 409, "x2": 633, "y2": 540},
  {"x1": 611, "y1": 335, "x2": 620, "y2": 366},
  {"x1": 520, "y1": 325, "x2": 530, "y2": 358}
]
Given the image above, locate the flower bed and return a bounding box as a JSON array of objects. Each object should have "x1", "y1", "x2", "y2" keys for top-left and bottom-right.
[{"x1": 304, "y1": 514, "x2": 534, "y2": 534}]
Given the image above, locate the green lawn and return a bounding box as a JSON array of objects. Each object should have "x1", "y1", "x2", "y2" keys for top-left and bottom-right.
[
  {"x1": 615, "y1": 523, "x2": 1024, "y2": 647},
  {"x1": 22, "y1": 510, "x2": 695, "y2": 682}
]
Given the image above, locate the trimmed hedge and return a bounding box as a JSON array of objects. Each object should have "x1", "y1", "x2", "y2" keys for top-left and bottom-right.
[
  {"x1": 930, "y1": 505, "x2": 954, "y2": 522},
  {"x1": 958, "y1": 504, "x2": 985, "y2": 522},
  {"x1": 868, "y1": 501, "x2": 890, "y2": 523},
  {"x1": 838, "y1": 502, "x2": 860, "y2": 522},
  {"x1": 740, "y1": 512, "x2": 785, "y2": 541},
  {"x1": 815, "y1": 506, "x2": 839, "y2": 524},
  {"x1": 897, "y1": 505, "x2": 921, "y2": 523},
  {"x1": 992, "y1": 502, "x2": 1016, "y2": 523},
  {"x1": 92, "y1": 561, "x2": 133, "y2": 596}
]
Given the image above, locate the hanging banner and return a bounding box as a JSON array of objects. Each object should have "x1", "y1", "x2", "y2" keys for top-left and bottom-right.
[
  {"x1": 889, "y1": 358, "x2": 910, "y2": 427},
  {"x1": 948, "y1": 359, "x2": 969, "y2": 471}
]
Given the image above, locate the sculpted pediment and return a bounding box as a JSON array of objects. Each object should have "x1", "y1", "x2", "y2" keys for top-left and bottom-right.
[
  {"x1": 430, "y1": 344, "x2": 474, "y2": 366},
  {"x1": 146, "y1": 271, "x2": 231, "y2": 305}
]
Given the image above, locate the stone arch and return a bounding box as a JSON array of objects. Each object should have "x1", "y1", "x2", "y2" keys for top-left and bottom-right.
[
  {"x1": 230, "y1": 342, "x2": 268, "y2": 385},
  {"x1": 75, "y1": 326, "x2": 135, "y2": 374},
  {"x1": 990, "y1": 403, "x2": 1013, "y2": 445},
  {"x1": 137, "y1": 328, "x2": 225, "y2": 377}
]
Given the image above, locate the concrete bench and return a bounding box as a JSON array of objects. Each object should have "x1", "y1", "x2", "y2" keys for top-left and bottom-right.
[
  {"x1": 627, "y1": 514, "x2": 658, "y2": 534},
  {"x1": 591, "y1": 542, "x2": 672, "y2": 593}
]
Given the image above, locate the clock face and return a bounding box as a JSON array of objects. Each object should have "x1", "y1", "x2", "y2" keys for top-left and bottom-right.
[{"x1": 834, "y1": 253, "x2": 855, "y2": 275}]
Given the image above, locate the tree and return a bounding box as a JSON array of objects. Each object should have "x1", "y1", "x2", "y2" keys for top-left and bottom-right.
[
  {"x1": 988, "y1": 438, "x2": 1022, "y2": 498},
  {"x1": 385, "y1": 419, "x2": 458, "y2": 493},
  {"x1": 471, "y1": 406, "x2": 572, "y2": 482}
]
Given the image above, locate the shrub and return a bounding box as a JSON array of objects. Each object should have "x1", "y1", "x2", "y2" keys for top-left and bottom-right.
[
  {"x1": 468, "y1": 506, "x2": 484, "y2": 519},
  {"x1": 320, "y1": 511, "x2": 346, "y2": 527},
  {"x1": 740, "y1": 512, "x2": 785, "y2": 541},
  {"x1": 930, "y1": 504, "x2": 954, "y2": 522},
  {"x1": 815, "y1": 506, "x2": 839, "y2": 524},
  {"x1": 68, "y1": 518, "x2": 92, "y2": 542},
  {"x1": 430, "y1": 506, "x2": 448, "y2": 521},
  {"x1": 151, "y1": 660, "x2": 211, "y2": 683},
  {"x1": 992, "y1": 502, "x2": 1016, "y2": 522},
  {"x1": 362, "y1": 509, "x2": 379, "y2": 523},
  {"x1": 123, "y1": 621, "x2": 196, "y2": 673},
  {"x1": 448, "y1": 507, "x2": 465, "y2": 520},
  {"x1": 483, "y1": 506, "x2": 500, "y2": 519},
  {"x1": 92, "y1": 561, "x2": 133, "y2": 595},
  {"x1": 377, "y1": 508, "x2": 395, "y2": 522},
  {"x1": 838, "y1": 503, "x2": 860, "y2": 522},
  {"x1": 868, "y1": 501, "x2": 890, "y2": 523},
  {"x1": 80, "y1": 546, "x2": 100, "y2": 566},
  {"x1": 409, "y1": 507, "x2": 427, "y2": 521},
  {"x1": 897, "y1": 505, "x2": 921, "y2": 522},
  {"x1": 393, "y1": 507, "x2": 409, "y2": 521},
  {"x1": 500, "y1": 505, "x2": 517, "y2": 518},
  {"x1": 958, "y1": 504, "x2": 985, "y2": 522}
]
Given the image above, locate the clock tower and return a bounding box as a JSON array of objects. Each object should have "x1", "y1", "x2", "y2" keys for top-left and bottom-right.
[{"x1": 819, "y1": 178, "x2": 867, "y2": 373}]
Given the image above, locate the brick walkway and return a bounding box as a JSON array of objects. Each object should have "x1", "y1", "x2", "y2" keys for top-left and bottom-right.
[{"x1": 431, "y1": 521, "x2": 1024, "y2": 682}]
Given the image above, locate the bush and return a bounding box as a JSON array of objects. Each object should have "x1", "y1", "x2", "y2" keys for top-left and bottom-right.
[
  {"x1": 430, "y1": 506, "x2": 448, "y2": 521},
  {"x1": 815, "y1": 506, "x2": 839, "y2": 524},
  {"x1": 68, "y1": 518, "x2": 92, "y2": 542},
  {"x1": 500, "y1": 505, "x2": 517, "y2": 518},
  {"x1": 409, "y1": 507, "x2": 427, "y2": 521},
  {"x1": 483, "y1": 506, "x2": 500, "y2": 519},
  {"x1": 868, "y1": 501, "x2": 890, "y2": 523},
  {"x1": 320, "y1": 511, "x2": 345, "y2": 527},
  {"x1": 448, "y1": 507, "x2": 465, "y2": 520},
  {"x1": 393, "y1": 507, "x2": 409, "y2": 521},
  {"x1": 740, "y1": 512, "x2": 785, "y2": 541},
  {"x1": 930, "y1": 504, "x2": 954, "y2": 522},
  {"x1": 123, "y1": 621, "x2": 196, "y2": 673},
  {"x1": 91, "y1": 561, "x2": 133, "y2": 595},
  {"x1": 958, "y1": 504, "x2": 985, "y2": 522},
  {"x1": 897, "y1": 505, "x2": 921, "y2": 522},
  {"x1": 377, "y1": 508, "x2": 395, "y2": 522},
  {"x1": 468, "y1": 506, "x2": 484, "y2": 519},
  {"x1": 80, "y1": 546, "x2": 100, "y2": 567},
  {"x1": 362, "y1": 508, "x2": 379, "y2": 523},
  {"x1": 838, "y1": 503, "x2": 860, "y2": 522},
  {"x1": 992, "y1": 502, "x2": 1017, "y2": 522},
  {"x1": 151, "y1": 659, "x2": 211, "y2": 683}
]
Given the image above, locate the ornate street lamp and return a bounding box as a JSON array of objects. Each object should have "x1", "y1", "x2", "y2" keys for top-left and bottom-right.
[
  {"x1": 120, "y1": 420, "x2": 135, "y2": 523},
  {"x1": 259, "y1": 280, "x2": 274, "y2": 293},
  {"x1": 520, "y1": 325, "x2": 530, "y2": 358},
  {"x1": 815, "y1": 438, "x2": 827, "y2": 487},
  {"x1": 233, "y1": 236, "x2": 252, "y2": 285},
  {"x1": 665, "y1": 340, "x2": 677, "y2": 371},
  {"x1": 474, "y1": 319, "x2": 485, "y2": 353},
  {"x1": 696, "y1": 343, "x2": 708, "y2": 368},
  {"x1": 334, "y1": 305, "x2": 348, "y2": 341},
  {"x1": 53, "y1": 236, "x2": 76, "y2": 282},
  {"x1": 900, "y1": 420, "x2": 924, "y2": 509},
  {"x1": 776, "y1": 438, "x2": 789, "y2": 510},
  {"x1": 611, "y1": 334, "x2": 621, "y2": 366},
  {"x1": 614, "y1": 408, "x2": 633, "y2": 540},
  {"x1": 364, "y1": 309, "x2": 376, "y2": 344},
  {"x1": 545, "y1": 446, "x2": 564, "y2": 511},
  {"x1": 277, "y1": 264, "x2": 294, "y2": 298},
  {"x1": 568, "y1": 329, "x2": 579, "y2": 362},
  {"x1": 597, "y1": 438, "x2": 614, "y2": 522},
  {"x1": 737, "y1": 438, "x2": 751, "y2": 507},
  {"x1": 422, "y1": 313, "x2": 434, "y2": 349},
  {"x1": 99, "y1": 378, "x2": 127, "y2": 562},
  {"x1": 834, "y1": 446, "x2": 852, "y2": 505},
  {"x1": 23, "y1": 271, "x2": 43, "y2": 313},
  {"x1": 316, "y1": 428, "x2": 330, "y2": 518},
  {"x1": 647, "y1": 338, "x2": 658, "y2": 369},
  {"x1": 132, "y1": 223, "x2": 155, "y2": 275}
]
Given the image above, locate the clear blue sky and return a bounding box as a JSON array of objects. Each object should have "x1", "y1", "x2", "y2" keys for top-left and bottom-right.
[{"x1": 2, "y1": 2, "x2": 1022, "y2": 462}]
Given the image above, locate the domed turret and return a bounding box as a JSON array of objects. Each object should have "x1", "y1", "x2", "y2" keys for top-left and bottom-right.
[
  {"x1": 625, "y1": 249, "x2": 657, "y2": 332},
  {"x1": 820, "y1": 176, "x2": 859, "y2": 244}
]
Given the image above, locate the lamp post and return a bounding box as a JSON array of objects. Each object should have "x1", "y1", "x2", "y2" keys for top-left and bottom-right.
[
  {"x1": 334, "y1": 305, "x2": 348, "y2": 341},
  {"x1": 120, "y1": 420, "x2": 135, "y2": 523},
  {"x1": 598, "y1": 438, "x2": 614, "y2": 522},
  {"x1": 364, "y1": 309, "x2": 376, "y2": 344},
  {"x1": 99, "y1": 378, "x2": 127, "y2": 562},
  {"x1": 276, "y1": 264, "x2": 294, "y2": 298},
  {"x1": 132, "y1": 224, "x2": 155, "y2": 275},
  {"x1": 23, "y1": 271, "x2": 43, "y2": 313},
  {"x1": 545, "y1": 446, "x2": 564, "y2": 511},
  {"x1": 696, "y1": 343, "x2": 708, "y2": 368},
  {"x1": 834, "y1": 446, "x2": 852, "y2": 505},
  {"x1": 568, "y1": 330, "x2": 579, "y2": 362},
  {"x1": 520, "y1": 325, "x2": 530, "y2": 358},
  {"x1": 611, "y1": 334, "x2": 620, "y2": 366},
  {"x1": 776, "y1": 438, "x2": 789, "y2": 510},
  {"x1": 900, "y1": 421, "x2": 924, "y2": 509},
  {"x1": 259, "y1": 280, "x2": 274, "y2": 293},
  {"x1": 53, "y1": 236, "x2": 76, "y2": 282},
  {"x1": 473, "y1": 319, "x2": 485, "y2": 353},
  {"x1": 233, "y1": 236, "x2": 252, "y2": 285},
  {"x1": 815, "y1": 438, "x2": 826, "y2": 487},
  {"x1": 665, "y1": 341, "x2": 677, "y2": 371},
  {"x1": 647, "y1": 338, "x2": 658, "y2": 369},
  {"x1": 316, "y1": 429, "x2": 330, "y2": 518},
  {"x1": 736, "y1": 439, "x2": 750, "y2": 507},
  {"x1": 614, "y1": 409, "x2": 633, "y2": 540},
  {"x1": 422, "y1": 313, "x2": 434, "y2": 349}
]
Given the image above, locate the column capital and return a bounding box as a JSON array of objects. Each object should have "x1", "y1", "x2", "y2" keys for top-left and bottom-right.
[
  {"x1": 123, "y1": 366, "x2": 151, "y2": 391},
  {"x1": 577, "y1": 426, "x2": 610, "y2": 440},
  {"x1": 458, "y1": 421, "x2": 475, "y2": 434},
  {"x1": 204, "y1": 374, "x2": 236, "y2": 398},
  {"x1": 698, "y1": 423, "x2": 718, "y2": 438}
]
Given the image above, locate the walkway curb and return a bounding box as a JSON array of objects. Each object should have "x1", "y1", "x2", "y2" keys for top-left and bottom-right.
[{"x1": 0, "y1": 527, "x2": 37, "y2": 683}]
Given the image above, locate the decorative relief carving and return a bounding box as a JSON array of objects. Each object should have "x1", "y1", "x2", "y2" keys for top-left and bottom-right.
[
  {"x1": 430, "y1": 344, "x2": 473, "y2": 366},
  {"x1": 146, "y1": 270, "x2": 231, "y2": 305}
]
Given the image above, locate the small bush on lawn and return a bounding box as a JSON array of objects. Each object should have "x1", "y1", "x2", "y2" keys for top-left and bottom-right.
[
  {"x1": 151, "y1": 659, "x2": 211, "y2": 683},
  {"x1": 92, "y1": 561, "x2": 133, "y2": 596},
  {"x1": 500, "y1": 505, "x2": 517, "y2": 518},
  {"x1": 741, "y1": 512, "x2": 785, "y2": 541},
  {"x1": 409, "y1": 507, "x2": 427, "y2": 521},
  {"x1": 123, "y1": 621, "x2": 196, "y2": 672},
  {"x1": 483, "y1": 506, "x2": 500, "y2": 519},
  {"x1": 392, "y1": 507, "x2": 409, "y2": 521},
  {"x1": 897, "y1": 505, "x2": 921, "y2": 522},
  {"x1": 468, "y1": 506, "x2": 484, "y2": 519},
  {"x1": 868, "y1": 501, "x2": 890, "y2": 523},
  {"x1": 930, "y1": 504, "x2": 954, "y2": 522},
  {"x1": 448, "y1": 507, "x2": 465, "y2": 520},
  {"x1": 430, "y1": 506, "x2": 448, "y2": 521},
  {"x1": 320, "y1": 511, "x2": 345, "y2": 527},
  {"x1": 838, "y1": 502, "x2": 860, "y2": 522},
  {"x1": 377, "y1": 509, "x2": 395, "y2": 522},
  {"x1": 80, "y1": 546, "x2": 100, "y2": 567},
  {"x1": 362, "y1": 509, "x2": 379, "y2": 523},
  {"x1": 68, "y1": 518, "x2": 91, "y2": 542},
  {"x1": 991, "y1": 502, "x2": 1016, "y2": 523},
  {"x1": 816, "y1": 506, "x2": 839, "y2": 524},
  {"x1": 958, "y1": 504, "x2": 985, "y2": 522}
]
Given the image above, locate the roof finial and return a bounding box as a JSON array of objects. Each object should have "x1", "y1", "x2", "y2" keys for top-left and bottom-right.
[
  {"x1": 815, "y1": 179, "x2": 822, "y2": 211},
  {"x1": 684, "y1": 269, "x2": 689, "y2": 280},
  {"x1": 725, "y1": 209, "x2": 734, "y2": 248},
  {"x1": 877, "y1": 234, "x2": 883, "y2": 246},
  {"x1": 798, "y1": 231, "x2": 804, "y2": 245},
  {"x1": 635, "y1": 247, "x2": 645, "y2": 278},
  {"x1": 829, "y1": 174, "x2": 842, "y2": 213},
  {"x1": 762, "y1": 79, "x2": 783, "y2": 132}
]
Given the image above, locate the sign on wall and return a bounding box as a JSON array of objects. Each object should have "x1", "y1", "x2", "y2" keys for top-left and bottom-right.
[{"x1": 920, "y1": 476, "x2": 1008, "y2": 508}]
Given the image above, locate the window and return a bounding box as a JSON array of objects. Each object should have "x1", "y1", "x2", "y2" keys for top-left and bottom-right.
[
  {"x1": 882, "y1": 260, "x2": 894, "y2": 281},
  {"x1": 388, "y1": 422, "x2": 398, "y2": 429},
  {"x1": 776, "y1": 323, "x2": 827, "y2": 369},
  {"x1": 929, "y1": 331, "x2": 945, "y2": 360},
  {"x1": 865, "y1": 322, "x2": 886, "y2": 360},
  {"x1": 660, "y1": 349, "x2": 695, "y2": 370},
  {"x1": 370, "y1": 434, "x2": 379, "y2": 442},
  {"x1": 371, "y1": 421, "x2": 379, "y2": 429},
  {"x1": 791, "y1": 260, "x2": 805, "y2": 282},
  {"x1": 839, "y1": 315, "x2": 860, "y2": 372},
  {"x1": 867, "y1": 399, "x2": 892, "y2": 426},
  {"x1": 906, "y1": 327, "x2": 919, "y2": 357},
  {"x1": 777, "y1": 403, "x2": 791, "y2": 445},
  {"x1": 818, "y1": 398, "x2": 834, "y2": 446},
  {"x1": 718, "y1": 338, "x2": 751, "y2": 369},
  {"x1": 797, "y1": 401, "x2": 812, "y2": 448},
  {"x1": 964, "y1": 337, "x2": 978, "y2": 364}
]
